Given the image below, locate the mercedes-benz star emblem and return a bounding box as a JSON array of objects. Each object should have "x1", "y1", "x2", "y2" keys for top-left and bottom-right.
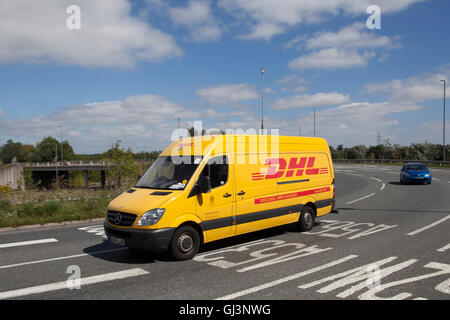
[{"x1": 114, "y1": 213, "x2": 122, "y2": 225}]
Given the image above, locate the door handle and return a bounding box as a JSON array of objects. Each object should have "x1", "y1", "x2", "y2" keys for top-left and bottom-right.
[
  {"x1": 237, "y1": 191, "x2": 246, "y2": 196},
  {"x1": 223, "y1": 193, "x2": 232, "y2": 198}
]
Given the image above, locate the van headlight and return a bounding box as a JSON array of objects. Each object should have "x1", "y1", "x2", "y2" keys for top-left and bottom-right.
[{"x1": 137, "y1": 208, "x2": 165, "y2": 226}]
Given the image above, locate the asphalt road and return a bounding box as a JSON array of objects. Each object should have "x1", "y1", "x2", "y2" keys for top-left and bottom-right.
[{"x1": 0, "y1": 164, "x2": 449, "y2": 300}]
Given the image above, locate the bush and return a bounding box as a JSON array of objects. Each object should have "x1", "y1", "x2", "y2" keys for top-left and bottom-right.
[{"x1": 0, "y1": 185, "x2": 11, "y2": 198}]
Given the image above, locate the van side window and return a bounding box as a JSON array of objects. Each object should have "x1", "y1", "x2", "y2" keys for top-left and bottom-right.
[{"x1": 200, "y1": 156, "x2": 228, "y2": 189}]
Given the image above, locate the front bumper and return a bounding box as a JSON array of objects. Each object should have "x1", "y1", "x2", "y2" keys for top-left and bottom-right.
[
  {"x1": 104, "y1": 222, "x2": 174, "y2": 252},
  {"x1": 403, "y1": 175, "x2": 431, "y2": 183}
]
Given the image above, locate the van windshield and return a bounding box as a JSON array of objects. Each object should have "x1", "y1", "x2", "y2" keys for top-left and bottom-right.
[{"x1": 135, "y1": 156, "x2": 202, "y2": 190}]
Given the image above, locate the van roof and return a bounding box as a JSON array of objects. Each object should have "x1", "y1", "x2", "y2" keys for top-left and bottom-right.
[{"x1": 160, "y1": 135, "x2": 330, "y2": 157}]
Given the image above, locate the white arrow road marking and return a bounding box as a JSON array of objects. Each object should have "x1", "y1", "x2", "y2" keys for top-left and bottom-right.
[
  {"x1": 215, "y1": 255, "x2": 358, "y2": 300},
  {"x1": 0, "y1": 238, "x2": 58, "y2": 249},
  {"x1": 0, "y1": 268, "x2": 149, "y2": 300},
  {"x1": 437, "y1": 244, "x2": 450, "y2": 252}
]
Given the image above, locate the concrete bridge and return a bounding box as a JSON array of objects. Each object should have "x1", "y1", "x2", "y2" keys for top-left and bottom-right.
[
  {"x1": 0, "y1": 161, "x2": 112, "y2": 189},
  {"x1": 0, "y1": 164, "x2": 23, "y2": 190}
]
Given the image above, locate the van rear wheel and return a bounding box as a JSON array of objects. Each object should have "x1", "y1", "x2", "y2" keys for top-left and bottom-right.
[
  {"x1": 297, "y1": 205, "x2": 315, "y2": 232},
  {"x1": 169, "y1": 225, "x2": 200, "y2": 261}
]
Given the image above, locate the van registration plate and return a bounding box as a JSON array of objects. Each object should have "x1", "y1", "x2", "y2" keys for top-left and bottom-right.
[{"x1": 110, "y1": 236, "x2": 125, "y2": 246}]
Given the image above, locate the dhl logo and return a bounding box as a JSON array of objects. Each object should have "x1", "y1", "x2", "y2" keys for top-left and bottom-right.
[{"x1": 251, "y1": 157, "x2": 328, "y2": 180}]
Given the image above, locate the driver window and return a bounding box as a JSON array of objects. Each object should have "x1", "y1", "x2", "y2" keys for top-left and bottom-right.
[{"x1": 200, "y1": 156, "x2": 228, "y2": 189}]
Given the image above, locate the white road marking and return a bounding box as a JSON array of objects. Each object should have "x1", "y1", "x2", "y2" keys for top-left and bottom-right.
[
  {"x1": 78, "y1": 225, "x2": 106, "y2": 238},
  {"x1": 0, "y1": 268, "x2": 149, "y2": 300},
  {"x1": 407, "y1": 214, "x2": 450, "y2": 236},
  {"x1": 370, "y1": 177, "x2": 385, "y2": 190},
  {"x1": 215, "y1": 255, "x2": 358, "y2": 300},
  {"x1": 437, "y1": 244, "x2": 450, "y2": 252},
  {"x1": 433, "y1": 178, "x2": 440, "y2": 181},
  {"x1": 0, "y1": 247, "x2": 128, "y2": 270},
  {"x1": 346, "y1": 193, "x2": 376, "y2": 205},
  {"x1": 346, "y1": 173, "x2": 364, "y2": 177},
  {"x1": 0, "y1": 238, "x2": 58, "y2": 249}
]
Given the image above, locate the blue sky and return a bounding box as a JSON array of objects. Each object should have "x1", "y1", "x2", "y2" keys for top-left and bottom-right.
[{"x1": 0, "y1": 0, "x2": 449, "y2": 153}]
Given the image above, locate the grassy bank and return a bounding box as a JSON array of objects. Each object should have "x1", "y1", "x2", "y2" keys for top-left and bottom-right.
[{"x1": 0, "y1": 197, "x2": 110, "y2": 228}]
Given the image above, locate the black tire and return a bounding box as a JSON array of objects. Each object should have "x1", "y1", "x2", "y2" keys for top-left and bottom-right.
[
  {"x1": 169, "y1": 225, "x2": 201, "y2": 260},
  {"x1": 297, "y1": 205, "x2": 316, "y2": 232}
]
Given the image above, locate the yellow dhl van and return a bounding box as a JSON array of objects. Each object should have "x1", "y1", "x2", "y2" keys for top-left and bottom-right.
[{"x1": 104, "y1": 135, "x2": 337, "y2": 260}]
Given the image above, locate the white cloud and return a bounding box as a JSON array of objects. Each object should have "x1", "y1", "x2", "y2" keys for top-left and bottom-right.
[
  {"x1": 287, "y1": 101, "x2": 423, "y2": 146},
  {"x1": 196, "y1": 83, "x2": 259, "y2": 105},
  {"x1": 366, "y1": 71, "x2": 449, "y2": 104},
  {"x1": 276, "y1": 75, "x2": 310, "y2": 93},
  {"x1": 276, "y1": 75, "x2": 309, "y2": 86},
  {"x1": 272, "y1": 92, "x2": 351, "y2": 110},
  {"x1": 218, "y1": 0, "x2": 426, "y2": 40},
  {"x1": 168, "y1": 0, "x2": 221, "y2": 42},
  {"x1": 0, "y1": 93, "x2": 258, "y2": 153},
  {"x1": 289, "y1": 48, "x2": 375, "y2": 70},
  {"x1": 0, "y1": 0, "x2": 182, "y2": 68},
  {"x1": 288, "y1": 23, "x2": 399, "y2": 70},
  {"x1": 304, "y1": 23, "x2": 399, "y2": 50},
  {"x1": 418, "y1": 121, "x2": 450, "y2": 144}
]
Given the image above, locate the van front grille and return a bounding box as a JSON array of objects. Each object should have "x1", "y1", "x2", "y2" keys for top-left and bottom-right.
[{"x1": 107, "y1": 211, "x2": 137, "y2": 226}]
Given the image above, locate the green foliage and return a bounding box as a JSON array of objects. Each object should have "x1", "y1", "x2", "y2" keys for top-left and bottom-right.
[
  {"x1": 34, "y1": 136, "x2": 59, "y2": 162},
  {"x1": 103, "y1": 140, "x2": 139, "y2": 187},
  {"x1": 0, "y1": 197, "x2": 110, "y2": 228},
  {"x1": 0, "y1": 140, "x2": 24, "y2": 163},
  {"x1": 331, "y1": 143, "x2": 450, "y2": 161},
  {"x1": 0, "y1": 137, "x2": 75, "y2": 164}
]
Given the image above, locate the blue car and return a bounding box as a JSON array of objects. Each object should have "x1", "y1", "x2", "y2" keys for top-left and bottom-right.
[{"x1": 400, "y1": 163, "x2": 432, "y2": 184}]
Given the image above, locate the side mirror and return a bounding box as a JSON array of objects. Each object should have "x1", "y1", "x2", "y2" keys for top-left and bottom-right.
[{"x1": 197, "y1": 176, "x2": 211, "y2": 194}]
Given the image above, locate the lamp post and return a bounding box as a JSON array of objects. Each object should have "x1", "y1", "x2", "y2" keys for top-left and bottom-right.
[
  {"x1": 58, "y1": 125, "x2": 63, "y2": 163},
  {"x1": 55, "y1": 143, "x2": 58, "y2": 188},
  {"x1": 313, "y1": 107, "x2": 316, "y2": 137},
  {"x1": 260, "y1": 67, "x2": 264, "y2": 131},
  {"x1": 441, "y1": 80, "x2": 446, "y2": 164},
  {"x1": 175, "y1": 117, "x2": 181, "y2": 139}
]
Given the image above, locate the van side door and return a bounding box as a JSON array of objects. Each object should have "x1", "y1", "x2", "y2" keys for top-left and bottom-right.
[{"x1": 195, "y1": 155, "x2": 236, "y2": 242}]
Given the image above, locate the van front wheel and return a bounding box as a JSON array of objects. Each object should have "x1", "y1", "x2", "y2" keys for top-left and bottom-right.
[
  {"x1": 297, "y1": 205, "x2": 315, "y2": 232},
  {"x1": 169, "y1": 225, "x2": 200, "y2": 260}
]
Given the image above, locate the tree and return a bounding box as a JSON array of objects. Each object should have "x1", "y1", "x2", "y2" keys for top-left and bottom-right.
[
  {"x1": 188, "y1": 127, "x2": 206, "y2": 137},
  {"x1": 103, "y1": 140, "x2": 139, "y2": 187},
  {"x1": 29, "y1": 137, "x2": 75, "y2": 162},
  {"x1": 34, "y1": 137, "x2": 60, "y2": 162},
  {"x1": 0, "y1": 140, "x2": 24, "y2": 163}
]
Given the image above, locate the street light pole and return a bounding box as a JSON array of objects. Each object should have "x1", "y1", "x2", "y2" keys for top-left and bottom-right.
[
  {"x1": 55, "y1": 143, "x2": 59, "y2": 188},
  {"x1": 260, "y1": 67, "x2": 264, "y2": 131},
  {"x1": 313, "y1": 107, "x2": 316, "y2": 137},
  {"x1": 175, "y1": 117, "x2": 181, "y2": 139},
  {"x1": 441, "y1": 80, "x2": 446, "y2": 164},
  {"x1": 58, "y1": 125, "x2": 63, "y2": 163}
]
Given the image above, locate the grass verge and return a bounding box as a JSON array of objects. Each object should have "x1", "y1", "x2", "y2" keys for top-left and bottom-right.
[{"x1": 0, "y1": 197, "x2": 109, "y2": 228}]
